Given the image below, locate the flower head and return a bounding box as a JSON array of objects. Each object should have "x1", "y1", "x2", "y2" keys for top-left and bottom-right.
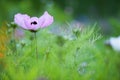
[
  {"x1": 14, "y1": 11, "x2": 53, "y2": 31},
  {"x1": 24, "y1": 17, "x2": 41, "y2": 31}
]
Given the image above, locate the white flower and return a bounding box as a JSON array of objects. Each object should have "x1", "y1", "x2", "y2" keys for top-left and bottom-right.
[{"x1": 109, "y1": 36, "x2": 120, "y2": 52}]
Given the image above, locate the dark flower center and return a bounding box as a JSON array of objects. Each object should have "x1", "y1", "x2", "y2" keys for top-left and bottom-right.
[{"x1": 31, "y1": 21, "x2": 37, "y2": 25}]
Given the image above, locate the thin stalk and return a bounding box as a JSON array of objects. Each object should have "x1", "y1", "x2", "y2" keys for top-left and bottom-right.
[
  {"x1": 30, "y1": 33, "x2": 34, "y2": 56},
  {"x1": 34, "y1": 32, "x2": 38, "y2": 60},
  {"x1": 13, "y1": 28, "x2": 17, "y2": 55},
  {"x1": 12, "y1": 28, "x2": 18, "y2": 64}
]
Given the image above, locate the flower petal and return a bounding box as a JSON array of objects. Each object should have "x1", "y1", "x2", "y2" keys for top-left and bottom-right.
[
  {"x1": 14, "y1": 13, "x2": 30, "y2": 29},
  {"x1": 39, "y1": 11, "x2": 54, "y2": 28}
]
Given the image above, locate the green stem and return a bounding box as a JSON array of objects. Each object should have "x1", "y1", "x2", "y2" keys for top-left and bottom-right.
[
  {"x1": 13, "y1": 28, "x2": 17, "y2": 55},
  {"x1": 34, "y1": 32, "x2": 38, "y2": 60}
]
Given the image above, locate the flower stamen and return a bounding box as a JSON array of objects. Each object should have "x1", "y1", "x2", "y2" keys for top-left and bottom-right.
[{"x1": 31, "y1": 21, "x2": 37, "y2": 25}]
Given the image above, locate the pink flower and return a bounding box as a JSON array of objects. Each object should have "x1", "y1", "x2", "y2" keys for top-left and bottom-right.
[{"x1": 14, "y1": 11, "x2": 54, "y2": 31}]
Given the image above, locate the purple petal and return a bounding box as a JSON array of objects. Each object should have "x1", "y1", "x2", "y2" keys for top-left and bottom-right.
[
  {"x1": 14, "y1": 28, "x2": 24, "y2": 40},
  {"x1": 14, "y1": 13, "x2": 30, "y2": 29},
  {"x1": 24, "y1": 17, "x2": 40, "y2": 30},
  {"x1": 39, "y1": 11, "x2": 54, "y2": 28}
]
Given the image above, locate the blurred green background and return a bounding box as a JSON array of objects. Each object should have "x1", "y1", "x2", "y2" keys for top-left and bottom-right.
[
  {"x1": 0, "y1": 0, "x2": 120, "y2": 36},
  {"x1": 0, "y1": 0, "x2": 120, "y2": 80}
]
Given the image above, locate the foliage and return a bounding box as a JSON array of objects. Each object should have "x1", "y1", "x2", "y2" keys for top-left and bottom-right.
[
  {"x1": 108, "y1": 18, "x2": 120, "y2": 36},
  {"x1": 0, "y1": 24, "x2": 120, "y2": 80}
]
